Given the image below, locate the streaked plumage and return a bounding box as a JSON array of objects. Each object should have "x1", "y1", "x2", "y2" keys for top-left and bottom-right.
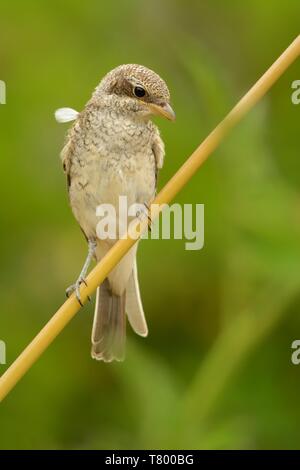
[{"x1": 58, "y1": 64, "x2": 174, "y2": 361}]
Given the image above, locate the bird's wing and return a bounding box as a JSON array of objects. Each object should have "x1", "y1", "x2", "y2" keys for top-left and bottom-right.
[
  {"x1": 55, "y1": 107, "x2": 80, "y2": 188},
  {"x1": 152, "y1": 127, "x2": 165, "y2": 170},
  {"x1": 60, "y1": 133, "x2": 74, "y2": 190},
  {"x1": 152, "y1": 127, "x2": 165, "y2": 188}
]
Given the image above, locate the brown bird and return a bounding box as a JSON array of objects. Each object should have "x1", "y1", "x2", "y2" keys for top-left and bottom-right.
[{"x1": 56, "y1": 64, "x2": 175, "y2": 362}]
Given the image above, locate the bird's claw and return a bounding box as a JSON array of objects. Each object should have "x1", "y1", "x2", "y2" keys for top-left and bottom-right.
[
  {"x1": 136, "y1": 203, "x2": 152, "y2": 231},
  {"x1": 65, "y1": 277, "x2": 90, "y2": 306}
]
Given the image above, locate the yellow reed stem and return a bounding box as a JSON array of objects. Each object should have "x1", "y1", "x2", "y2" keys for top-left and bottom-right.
[{"x1": 0, "y1": 35, "x2": 299, "y2": 402}]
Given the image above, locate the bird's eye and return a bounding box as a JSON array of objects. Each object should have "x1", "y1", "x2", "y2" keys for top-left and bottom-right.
[{"x1": 133, "y1": 86, "x2": 146, "y2": 98}]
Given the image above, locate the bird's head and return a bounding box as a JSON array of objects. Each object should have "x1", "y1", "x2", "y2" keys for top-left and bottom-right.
[{"x1": 94, "y1": 64, "x2": 175, "y2": 122}]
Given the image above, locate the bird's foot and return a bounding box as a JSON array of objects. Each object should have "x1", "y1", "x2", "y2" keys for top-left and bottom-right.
[
  {"x1": 136, "y1": 203, "x2": 152, "y2": 231},
  {"x1": 65, "y1": 277, "x2": 90, "y2": 307},
  {"x1": 65, "y1": 238, "x2": 96, "y2": 306}
]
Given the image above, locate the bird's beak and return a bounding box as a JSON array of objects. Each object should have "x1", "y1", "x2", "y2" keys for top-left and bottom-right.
[{"x1": 148, "y1": 102, "x2": 176, "y2": 121}]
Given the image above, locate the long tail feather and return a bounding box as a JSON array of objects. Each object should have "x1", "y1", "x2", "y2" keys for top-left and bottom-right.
[
  {"x1": 126, "y1": 261, "x2": 148, "y2": 337},
  {"x1": 91, "y1": 279, "x2": 126, "y2": 362}
]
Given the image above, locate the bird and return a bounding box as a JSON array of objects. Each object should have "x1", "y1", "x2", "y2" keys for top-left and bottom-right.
[{"x1": 56, "y1": 64, "x2": 175, "y2": 362}]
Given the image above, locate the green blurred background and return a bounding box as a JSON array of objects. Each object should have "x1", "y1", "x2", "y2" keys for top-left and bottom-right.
[{"x1": 0, "y1": 0, "x2": 300, "y2": 450}]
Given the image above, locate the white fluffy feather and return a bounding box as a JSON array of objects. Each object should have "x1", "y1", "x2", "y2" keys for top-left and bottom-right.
[{"x1": 55, "y1": 107, "x2": 79, "y2": 123}]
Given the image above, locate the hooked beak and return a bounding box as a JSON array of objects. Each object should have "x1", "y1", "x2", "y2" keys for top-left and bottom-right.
[{"x1": 148, "y1": 102, "x2": 176, "y2": 121}]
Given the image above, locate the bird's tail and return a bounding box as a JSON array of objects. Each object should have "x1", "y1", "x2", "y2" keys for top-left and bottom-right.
[
  {"x1": 125, "y1": 260, "x2": 148, "y2": 337},
  {"x1": 91, "y1": 260, "x2": 147, "y2": 362},
  {"x1": 91, "y1": 279, "x2": 126, "y2": 362}
]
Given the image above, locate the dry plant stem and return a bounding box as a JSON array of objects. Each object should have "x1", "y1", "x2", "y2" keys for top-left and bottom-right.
[{"x1": 0, "y1": 35, "x2": 299, "y2": 402}]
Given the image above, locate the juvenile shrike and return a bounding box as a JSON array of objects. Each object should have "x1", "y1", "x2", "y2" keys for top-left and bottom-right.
[{"x1": 56, "y1": 64, "x2": 175, "y2": 362}]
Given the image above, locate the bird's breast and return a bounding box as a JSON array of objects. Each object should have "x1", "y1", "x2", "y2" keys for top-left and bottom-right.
[{"x1": 69, "y1": 113, "x2": 156, "y2": 224}]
